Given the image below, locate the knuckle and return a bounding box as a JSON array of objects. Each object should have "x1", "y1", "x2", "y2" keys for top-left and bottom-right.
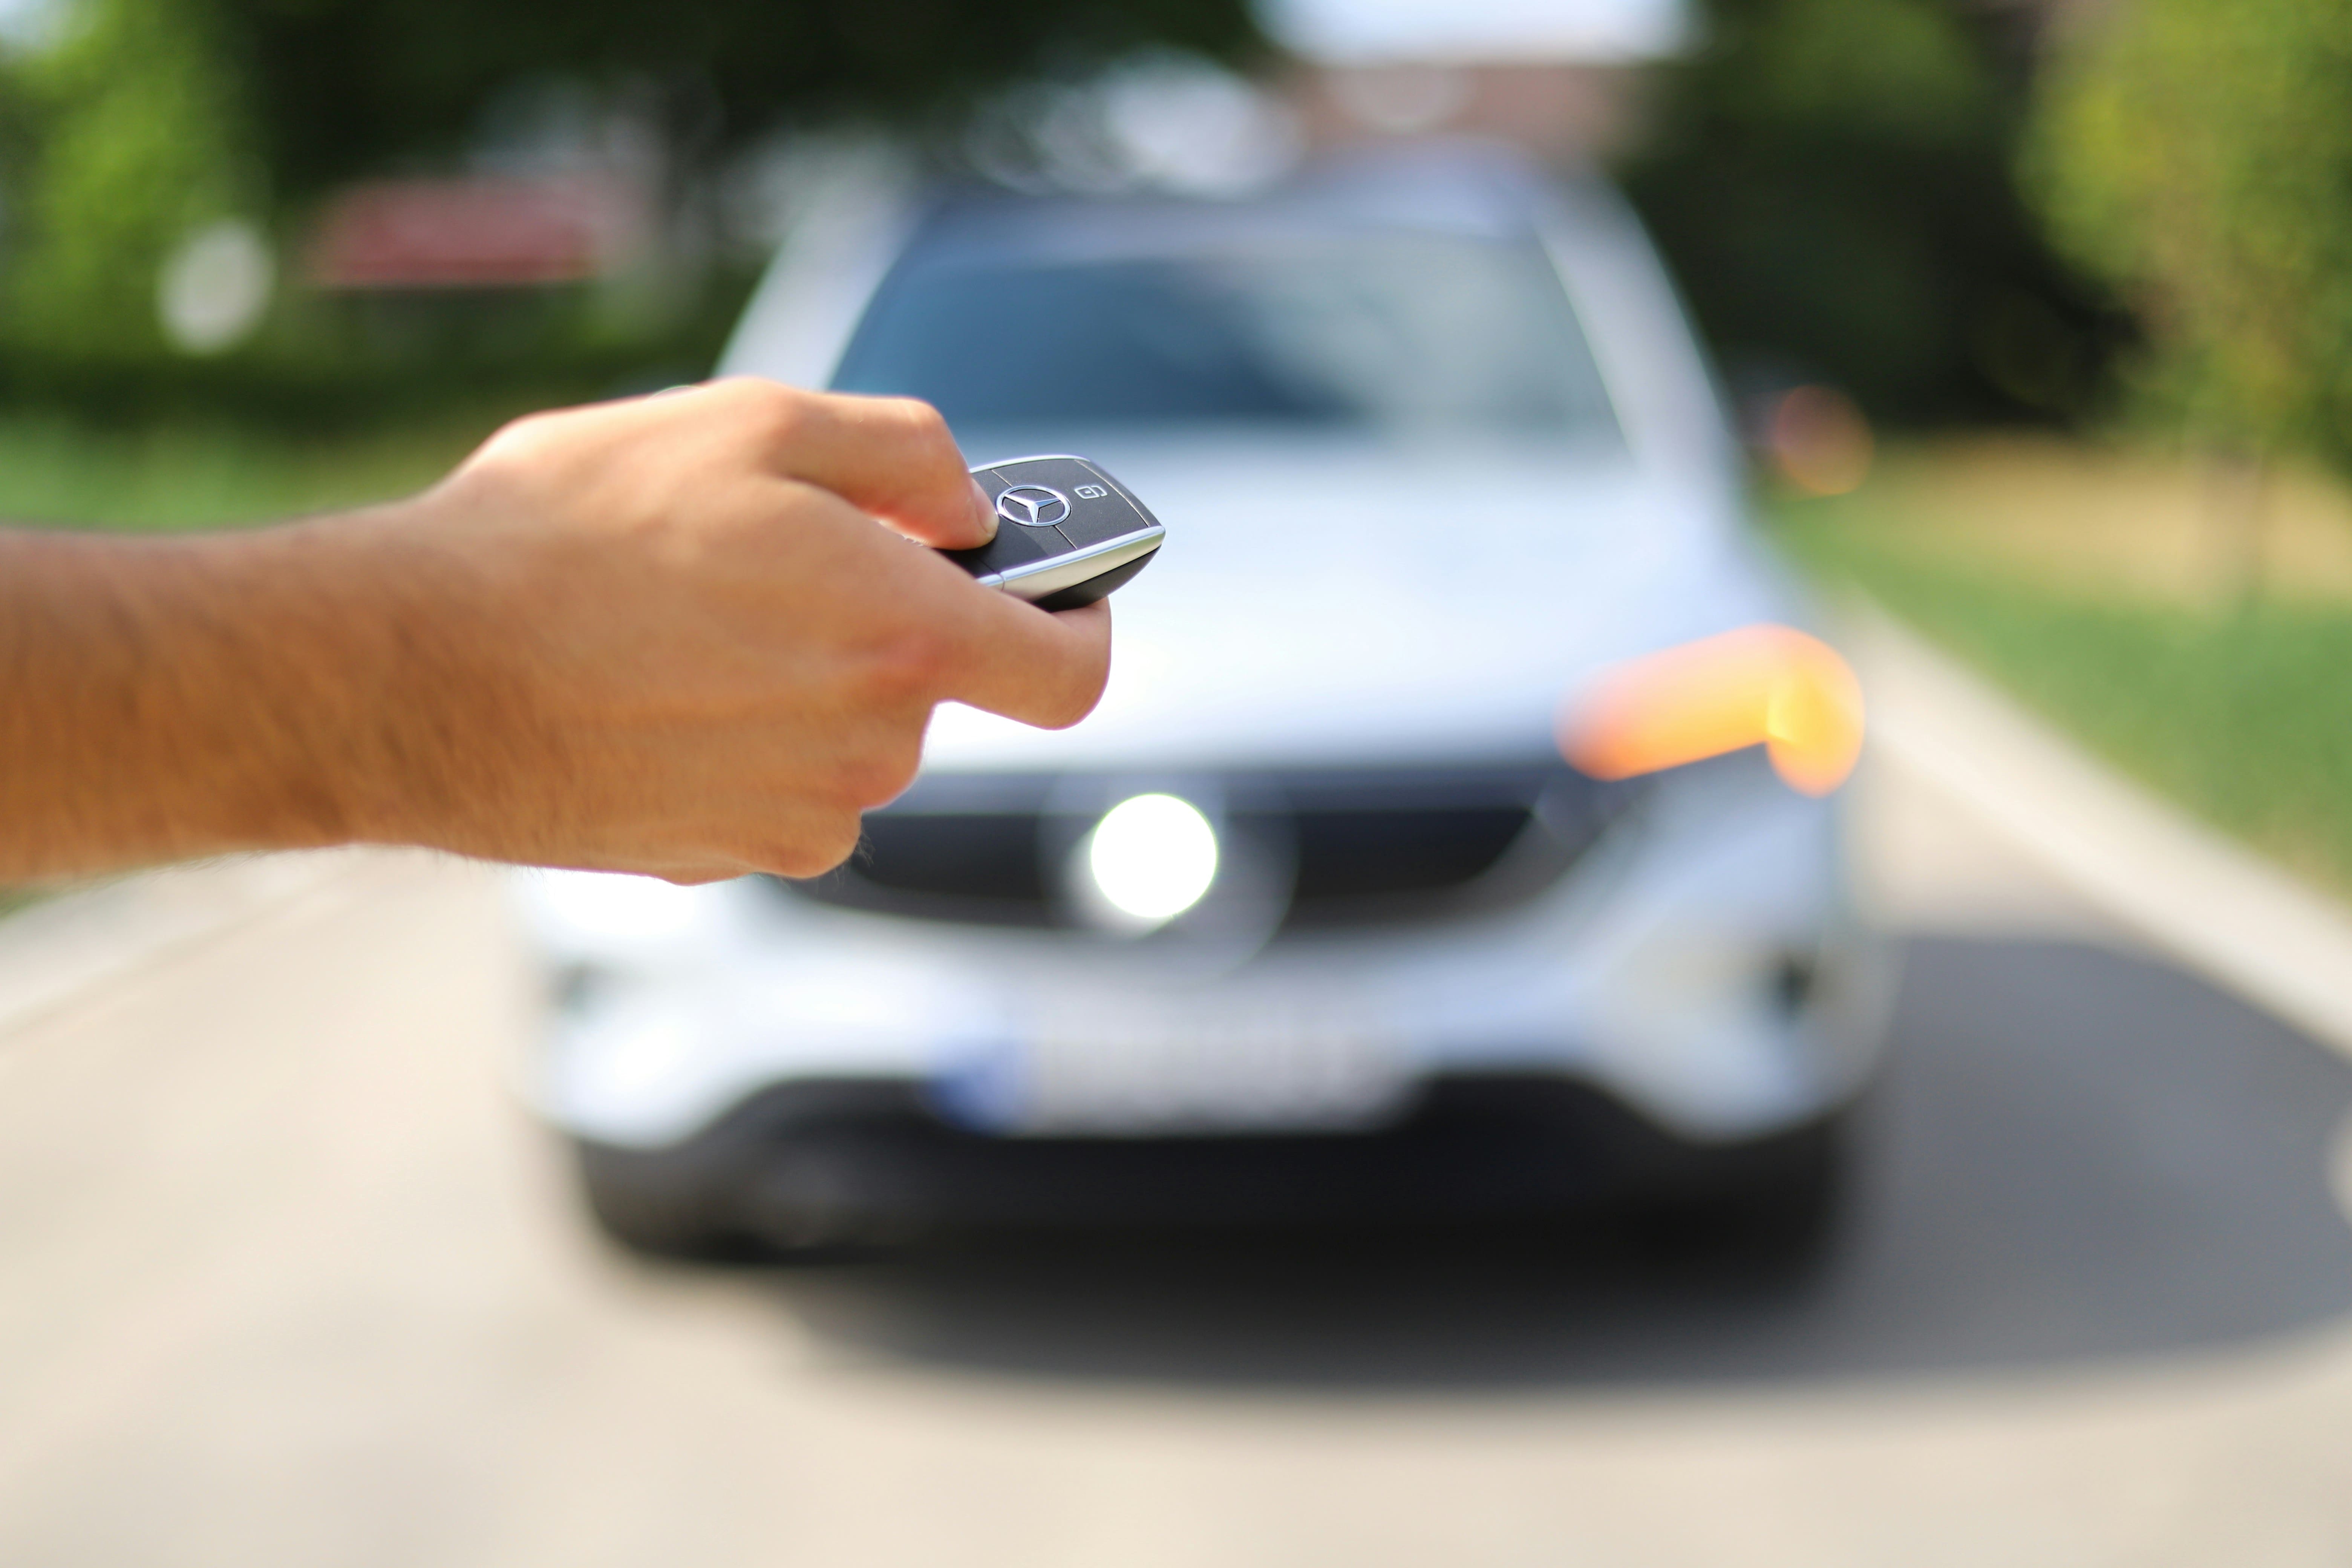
[
  {"x1": 874, "y1": 397, "x2": 960, "y2": 470},
  {"x1": 755, "y1": 831, "x2": 846, "y2": 879},
  {"x1": 766, "y1": 849, "x2": 822, "y2": 879},
  {"x1": 711, "y1": 373, "x2": 789, "y2": 404},
  {"x1": 829, "y1": 735, "x2": 923, "y2": 811},
  {"x1": 886, "y1": 396, "x2": 952, "y2": 443},
  {"x1": 771, "y1": 816, "x2": 865, "y2": 877},
  {"x1": 490, "y1": 409, "x2": 547, "y2": 445},
  {"x1": 719, "y1": 376, "x2": 808, "y2": 440},
  {"x1": 471, "y1": 408, "x2": 559, "y2": 467},
  {"x1": 763, "y1": 388, "x2": 813, "y2": 439},
  {"x1": 762, "y1": 848, "x2": 826, "y2": 880}
]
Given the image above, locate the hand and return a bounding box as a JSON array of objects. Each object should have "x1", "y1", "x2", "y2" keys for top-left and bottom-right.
[{"x1": 337, "y1": 379, "x2": 1112, "y2": 882}]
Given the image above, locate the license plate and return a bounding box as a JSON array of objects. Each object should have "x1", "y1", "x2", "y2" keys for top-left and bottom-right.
[{"x1": 940, "y1": 997, "x2": 1414, "y2": 1137}]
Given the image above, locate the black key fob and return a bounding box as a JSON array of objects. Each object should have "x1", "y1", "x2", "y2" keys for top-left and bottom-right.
[{"x1": 948, "y1": 456, "x2": 1165, "y2": 611}]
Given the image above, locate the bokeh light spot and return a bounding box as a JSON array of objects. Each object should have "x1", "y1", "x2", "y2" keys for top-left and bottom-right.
[{"x1": 1086, "y1": 793, "x2": 1219, "y2": 924}]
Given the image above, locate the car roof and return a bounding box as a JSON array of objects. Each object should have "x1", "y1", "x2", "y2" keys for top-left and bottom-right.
[{"x1": 900, "y1": 142, "x2": 1573, "y2": 264}]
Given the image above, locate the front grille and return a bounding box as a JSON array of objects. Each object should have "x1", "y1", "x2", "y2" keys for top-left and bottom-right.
[
  {"x1": 1291, "y1": 806, "x2": 1530, "y2": 903},
  {"x1": 783, "y1": 762, "x2": 1638, "y2": 931},
  {"x1": 845, "y1": 813, "x2": 1047, "y2": 908}
]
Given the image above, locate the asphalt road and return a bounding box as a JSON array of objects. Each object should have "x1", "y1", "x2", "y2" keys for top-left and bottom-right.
[{"x1": 4, "y1": 775, "x2": 2352, "y2": 1565}]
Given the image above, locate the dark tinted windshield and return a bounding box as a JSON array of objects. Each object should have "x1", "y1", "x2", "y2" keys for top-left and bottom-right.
[{"x1": 831, "y1": 230, "x2": 1619, "y2": 441}]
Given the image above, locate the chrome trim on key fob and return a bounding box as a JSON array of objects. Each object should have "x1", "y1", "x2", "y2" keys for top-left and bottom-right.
[{"x1": 951, "y1": 455, "x2": 1166, "y2": 611}]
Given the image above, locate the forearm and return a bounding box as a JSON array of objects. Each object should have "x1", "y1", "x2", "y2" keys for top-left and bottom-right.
[
  {"x1": 0, "y1": 511, "x2": 513, "y2": 882},
  {"x1": 0, "y1": 383, "x2": 1111, "y2": 888}
]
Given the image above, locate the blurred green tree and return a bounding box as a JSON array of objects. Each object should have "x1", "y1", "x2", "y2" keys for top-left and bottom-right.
[
  {"x1": 218, "y1": 0, "x2": 1260, "y2": 204},
  {"x1": 2026, "y1": 0, "x2": 2352, "y2": 477},
  {"x1": 1619, "y1": 0, "x2": 2116, "y2": 427},
  {"x1": 0, "y1": 0, "x2": 1259, "y2": 416},
  {"x1": 6, "y1": 0, "x2": 260, "y2": 364}
]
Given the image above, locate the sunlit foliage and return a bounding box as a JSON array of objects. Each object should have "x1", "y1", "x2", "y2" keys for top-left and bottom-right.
[
  {"x1": 2026, "y1": 0, "x2": 2352, "y2": 470},
  {"x1": 1620, "y1": 0, "x2": 2117, "y2": 426}
]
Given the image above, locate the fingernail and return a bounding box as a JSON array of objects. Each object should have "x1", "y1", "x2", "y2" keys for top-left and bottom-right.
[{"x1": 971, "y1": 478, "x2": 999, "y2": 541}]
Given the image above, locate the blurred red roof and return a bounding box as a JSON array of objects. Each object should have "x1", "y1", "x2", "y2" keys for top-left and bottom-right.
[{"x1": 306, "y1": 176, "x2": 646, "y2": 290}]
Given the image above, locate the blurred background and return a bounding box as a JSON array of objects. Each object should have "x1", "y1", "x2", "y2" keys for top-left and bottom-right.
[
  {"x1": 11, "y1": 0, "x2": 2352, "y2": 1562},
  {"x1": 5, "y1": 0, "x2": 2349, "y2": 879}
]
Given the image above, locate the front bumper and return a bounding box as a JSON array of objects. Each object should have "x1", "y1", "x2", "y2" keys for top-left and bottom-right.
[
  {"x1": 521, "y1": 753, "x2": 1892, "y2": 1153},
  {"x1": 573, "y1": 1074, "x2": 1850, "y2": 1238}
]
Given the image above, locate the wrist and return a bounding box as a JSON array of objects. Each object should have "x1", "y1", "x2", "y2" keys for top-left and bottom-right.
[
  {"x1": 281, "y1": 493, "x2": 555, "y2": 861},
  {"x1": 170, "y1": 516, "x2": 420, "y2": 857}
]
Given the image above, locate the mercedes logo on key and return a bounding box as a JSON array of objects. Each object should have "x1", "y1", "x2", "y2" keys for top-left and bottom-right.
[{"x1": 995, "y1": 484, "x2": 1071, "y2": 528}]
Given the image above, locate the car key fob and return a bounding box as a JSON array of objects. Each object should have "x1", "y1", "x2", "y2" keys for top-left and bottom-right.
[{"x1": 948, "y1": 455, "x2": 1165, "y2": 611}]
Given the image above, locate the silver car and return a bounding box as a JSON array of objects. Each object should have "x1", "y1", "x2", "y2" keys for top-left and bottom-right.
[{"x1": 517, "y1": 144, "x2": 1893, "y2": 1265}]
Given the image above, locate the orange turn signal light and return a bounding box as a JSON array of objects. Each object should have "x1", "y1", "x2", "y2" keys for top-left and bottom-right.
[{"x1": 1559, "y1": 625, "x2": 1865, "y2": 796}]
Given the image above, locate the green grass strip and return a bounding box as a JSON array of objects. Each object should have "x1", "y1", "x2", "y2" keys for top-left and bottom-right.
[
  {"x1": 1780, "y1": 508, "x2": 2352, "y2": 896},
  {"x1": 0, "y1": 413, "x2": 510, "y2": 533}
]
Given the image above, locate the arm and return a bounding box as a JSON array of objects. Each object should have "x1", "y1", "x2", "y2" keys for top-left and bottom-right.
[{"x1": 0, "y1": 380, "x2": 1112, "y2": 886}]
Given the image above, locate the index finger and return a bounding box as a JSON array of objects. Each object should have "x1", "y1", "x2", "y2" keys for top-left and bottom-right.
[{"x1": 707, "y1": 379, "x2": 996, "y2": 550}]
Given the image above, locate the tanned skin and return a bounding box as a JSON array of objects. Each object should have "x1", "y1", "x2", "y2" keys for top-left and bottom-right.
[{"x1": 0, "y1": 379, "x2": 1112, "y2": 887}]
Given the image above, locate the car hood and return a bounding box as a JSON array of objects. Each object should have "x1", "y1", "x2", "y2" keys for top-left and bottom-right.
[{"x1": 924, "y1": 430, "x2": 1792, "y2": 773}]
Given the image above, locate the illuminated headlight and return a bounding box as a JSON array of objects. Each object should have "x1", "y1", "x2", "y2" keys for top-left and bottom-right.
[{"x1": 1080, "y1": 793, "x2": 1219, "y2": 930}]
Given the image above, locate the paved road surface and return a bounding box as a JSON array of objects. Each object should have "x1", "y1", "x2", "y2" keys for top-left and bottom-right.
[{"x1": 3, "y1": 767, "x2": 2352, "y2": 1565}]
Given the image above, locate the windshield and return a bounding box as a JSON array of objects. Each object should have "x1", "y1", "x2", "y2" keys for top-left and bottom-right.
[{"x1": 830, "y1": 230, "x2": 1620, "y2": 444}]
